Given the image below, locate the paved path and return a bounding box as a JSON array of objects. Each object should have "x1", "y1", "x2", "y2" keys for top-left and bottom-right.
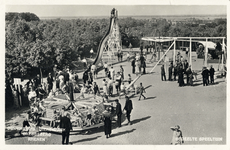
[{"x1": 5, "y1": 52, "x2": 226, "y2": 145}]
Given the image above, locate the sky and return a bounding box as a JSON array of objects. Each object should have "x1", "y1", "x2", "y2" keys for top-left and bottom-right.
[{"x1": 5, "y1": 5, "x2": 227, "y2": 17}]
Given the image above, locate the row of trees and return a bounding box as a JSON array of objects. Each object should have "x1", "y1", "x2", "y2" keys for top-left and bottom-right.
[{"x1": 5, "y1": 13, "x2": 226, "y2": 83}]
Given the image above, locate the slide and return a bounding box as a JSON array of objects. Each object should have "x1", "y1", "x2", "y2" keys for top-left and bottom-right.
[{"x1": 93, "y1": 12, "x2": 116, "y2": 66}]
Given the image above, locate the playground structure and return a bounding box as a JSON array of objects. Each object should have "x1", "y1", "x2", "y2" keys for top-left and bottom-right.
[
  {"x1": 93, "y1": 8, "x2": 122, "y2": 66},
  {"x1": 141, "y1": 36, "x2": 227, "y2": 72}
]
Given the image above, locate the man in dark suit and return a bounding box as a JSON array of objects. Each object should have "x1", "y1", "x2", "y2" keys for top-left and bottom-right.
[
  {"x1": 202, "y1": 66, "x2": 209, "y2": 86},
  {"x1": 123, "y1": 96, "x2": 133, "y2": 125},
  {"x1": 209, "y1": 65, "x2": 215, "y2": 83},
  {"x1": 60, "y1": 112, "x2": 72, "y2": 144},
  {"x1": 115, "y1": 99, "x2": 122, "y2": 127}
]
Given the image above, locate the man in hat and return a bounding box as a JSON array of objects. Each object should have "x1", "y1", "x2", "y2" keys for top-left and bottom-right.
[
  {"x1": 115, "y1": 99, "x2": 122, "y2": 127},
  {"x1": 123, "y1": 96, "x2": 133, "y2": 125},
  {"x1": 60, "y1": 111, "x2": 72, "y2": 144}
]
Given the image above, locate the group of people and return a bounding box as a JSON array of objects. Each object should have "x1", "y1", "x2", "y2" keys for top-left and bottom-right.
[
  {"x1": 160, "y1": 59, "x2": 194, "y2": 87},
  {"x1": 131, "y1": 53, "x2": 147, "y2": 75},
  {"x1": 103, "y1": 96, "x2": 133, "y2": 139}
]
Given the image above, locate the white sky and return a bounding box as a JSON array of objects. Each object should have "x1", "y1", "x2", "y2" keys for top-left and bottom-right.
[{"x1": 5, "y1": 5, "x2": 227, "y2": 17}]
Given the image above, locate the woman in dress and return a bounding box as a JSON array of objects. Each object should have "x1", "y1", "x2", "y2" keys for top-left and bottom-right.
[
  {"x1": 170, "y1": 125, "x2": 184, "y2": 145},
  {"x1": 103, "y1": 107, "x2": 112, "y2": 138}
]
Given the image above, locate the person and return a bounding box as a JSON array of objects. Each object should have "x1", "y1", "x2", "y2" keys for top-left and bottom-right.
[
  {"x1": 170, "y1": 125, "x2": 184, "y2": 145},
  {"x1": 115, "y1": 99, "x2": 122, "y2": 128},
  {"x1": 173, "y1": 64, "x2": 178, "y2": 81},
  {"x1": 115, "y1": 73, "x2": 122, "y2": 95},
  {"x1": 82, "y1": 71, "x2": 89, "y2": 84},
  {"x1": 102, "y1": 107, "x2": 112, "y2": 138},
  {"x1": 209, "y1": 65, "x2": 215, "y2": 83},
  {"x1": 60, "y1": 112, "x2": 72, "y2": 145},
  {"x1": 19, "y1": 111, "x2": 32, "y2": 136},
  {"x1": 138, "y1": 83, "x2": 146, "y2": 101},
  {"x1": 108, "y1": 77, "x2": 114, "y2": 97},
  {"x1": 91, "y1": 64, "x2": 96, "y2": 79},
  {"x1": 36, "y1": 84, "x2": 46, "y2": 100},
  {"x1": 28, "y1": 87, "x2": 37, "y2": 105},
  {"x1": 82, "y1": 57, "x2": 87, "y2": 68},
  {"x1": 117, "y1": 50, "x2": 121, "y2": 61},
  {"x1": 178, "y1": 65, "x2": 185, "y2": 87},
  {"x1": 123, "y1": 96, "x2": 133, "y2": 125},
  {"x1": 102, "y1": 79, "x2": 108, "y2": 95},
  {"x1": 120, "y1": 52, "x2": 123, "y2": 61},
  {"x1": 104, "y1": 62, "x2": 109, "y2": 77},
  {"x1": 109, "y1": 66, "x2": 115, "y2": 80},
  {"x1": 119, "y1": 82, "x2": 126, "y2": 99},
  {"x1": 201, "y1": 66, "x2": 209, "y2": 86},
  {"x1": 131, "y1": 59, "x2": 136, "y2": 74},
  {"x1": 142, "y1": 60, "x2": 146, "y2": 74},
  {"x1": 76, "y1": 84, "x2": 86, "y2": 99},
  {"x1": 120, "y1": 65, "x2": 124, "y2": 79},
  {"x1": 33, "y1": 74, "x2": 41, "y2": 89},
  {"x1": 161, "y1": 65, "x2": 166, "y2": 81},
  {"x1": 47, "y1": 73, "x2": 53, "y2": 94},
  {"x1": 168, "y1": 64, "x2": 173, "y2": 81},
  {"x1": 88, "y1": 71, "x2": 93, "y2": 85},
  {"x1": 92, "y1": 82, "x2": 100, "y2": 99},
  {"x1": 186, "y1": 65, "x2": 192, "y2": 85}
]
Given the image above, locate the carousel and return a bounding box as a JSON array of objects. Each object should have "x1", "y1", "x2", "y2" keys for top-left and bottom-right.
[{"x1": 34, "y1": 82, "x2": 123, "y2": 133}]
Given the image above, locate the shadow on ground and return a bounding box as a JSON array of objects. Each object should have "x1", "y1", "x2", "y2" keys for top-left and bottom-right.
[
  {"x1": 70, "y1": 136, "x2": 101, "y2": 144},
  {"x1": 109, "y1": 129, "x2": 136, "y2": 138}
]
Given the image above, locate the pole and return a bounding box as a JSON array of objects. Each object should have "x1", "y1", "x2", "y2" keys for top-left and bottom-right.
[
  {"x1": 189, "y1": 38, "x2": 192, "y2": 70},
  {"x1": 150, "y1": 41, "x2": 175, "y2": 73},
  {"x1": 204, "y1": 38, "x2": 208, "y2": 67},
  {"x1": 173, "y1": 39, "x2": 176, "y2": 65},
  {"x1": 221, "y1": 38, "x2": 225, "y2": 73}
]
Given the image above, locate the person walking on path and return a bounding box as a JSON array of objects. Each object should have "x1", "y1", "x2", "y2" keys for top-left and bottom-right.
[
  {"x1": 209, "y1": 65, "x2": 215, "y2": 84},
  {"x1": 161, "y1": 65, "x2": 166, "y2": 81},
  {"x1": 186, "y1": 65, "x2": 192, "y2": 85},
  {"x1": 170, "y1": 125, "x2": 184, "y2": 145},
  {"x1": 103, "y1": 107, "x2": 112, "y2": 138},
  {"x1": 123, "y1": 96, "x2": 133, "y2": 125},
  {"x1": 60, "y1": 112, "x2": 72, "y2": 145},
  {"x1": 115, "y1": 99, "x2": 122, "y2": 128},
  {"x1": 138, "y1": 83, "x2": 146, "y2": 101}
]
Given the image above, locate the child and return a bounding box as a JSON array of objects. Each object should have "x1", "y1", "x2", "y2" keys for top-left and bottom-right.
[{"x1": 138, "y1": 83, "x2": 146, "y2": 101}]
